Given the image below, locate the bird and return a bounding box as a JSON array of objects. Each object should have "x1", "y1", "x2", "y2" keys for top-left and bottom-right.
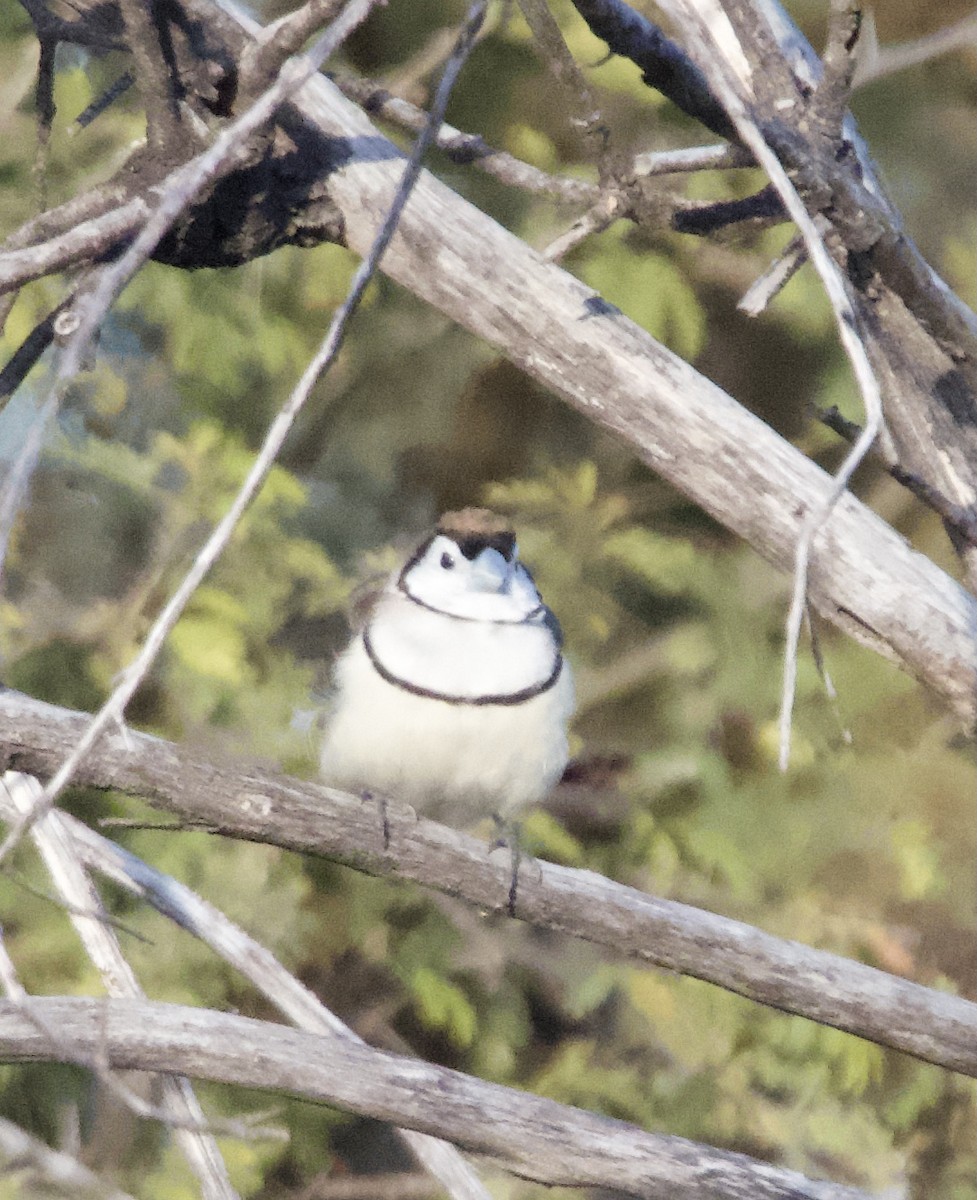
[{"x1": 319, "y1": 508, "x2": 574, "y2": 835}]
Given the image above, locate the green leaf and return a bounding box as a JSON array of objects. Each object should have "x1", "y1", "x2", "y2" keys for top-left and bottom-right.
[{"x1": 411, "y1": 967, "x2": 477, "y2": 1049}]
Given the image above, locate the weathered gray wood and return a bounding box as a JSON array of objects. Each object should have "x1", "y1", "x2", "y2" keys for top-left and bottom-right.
[
  {"x1": 3, "y1": 689, "x2": 977, "y2": 1079},
  {"x1": 0, "y1": 995, "x2": 870, "y2": 1199},
  {"x1": 221, "y1": 0, "x2": 977, "y2": 723}
]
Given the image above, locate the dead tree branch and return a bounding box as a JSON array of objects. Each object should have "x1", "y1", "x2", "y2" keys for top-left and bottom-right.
[
  {"x1": 3, "y1": 690, "x2": 977, "y2": 1081},
  {"x1": 0, "y1": 994, "x2": 875, "y2": 1200}
]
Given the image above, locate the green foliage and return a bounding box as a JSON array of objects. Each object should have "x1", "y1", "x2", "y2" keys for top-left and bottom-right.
[
  {"x1": 576, "y1": 227, "x2": 706, "y2": 360},
  {"x1": 410, "y1": 967, "x2": 478, "y2": 1048}
]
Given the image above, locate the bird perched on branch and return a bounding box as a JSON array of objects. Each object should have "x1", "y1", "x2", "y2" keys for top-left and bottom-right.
[{"x1": 320, "y1": 508, "x2": 574, "y2": 836}]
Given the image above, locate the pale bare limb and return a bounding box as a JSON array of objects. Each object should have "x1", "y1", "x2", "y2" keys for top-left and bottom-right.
[
  {"x1": 54, "y1": 0, "x2": 380, "y2": 386},
  {"x1": 334, "y1": 72, "x2": 599, "y2": 203},
  {"x1": 4, "y1": 692, "x2": 977, "y2": 1080},
  {"x1": 542, "y1": 193, "x2": 621, "y2": 260},
  {"x1": 737, "y1": 230, "x2": 806, "y2": 316},
  {"x1": 0, "y1": 995, "x2": 876, "y2": 1200},
  {"x1": 0, "y1": 198, "x2": 148, "y2": 295},
  {"x1": 648, "y1": 0, "x2": 888, "y2": 769},
  {"x1": 854, "y1": 11, "x2": 977, "y2": 87},
  {"x1": 632, "y1": 142, "x2": 751, "y2": 175}
]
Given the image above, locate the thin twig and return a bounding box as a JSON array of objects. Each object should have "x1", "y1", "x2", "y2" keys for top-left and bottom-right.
[
  {"x1": 73, "y1": 71, "x2": 136, "y2": 130},
  {"x1": 517, "y1": 0, "x2": 613, "y2": 179},
  {"x1": 542, "y1": 194, "x2": 622, "y2": 261},
  {"x1": 0, "y1": 0, "x2": 381, "y2": 861},
  {"x1": 335, "y1": 73, "x2": 598, "y2": 203},
  {"x1": 0, "y1": 1, "x2": 486, "y2": 870},
  {"x1": 650, "y1": 0, "x2": 888, "y2": 770},
  {"x1": 817, "y1": 405, "x2": 977, "y2": 547},
  {"x1": 0, "y1": 1114, "x2": 138, "y2": 1200},
  {"x1": 806, "y1": 605, "x2": 852, "y2": 745},
  {"x1": 632, "y1": 142, "x2": 752, "y2": 175},
  {"x1": 738, "y1": 230, "x2": 807, "y2": 315},
  {"x1": 1, "y1": 773, "x2": 244, "y2": 1200},
  {"x1": 246, "y1": 0, "x2": 349, "y2": 94},
  {"x1": 0, "y1": 269, "x2": 97, "y2": 412},
  {"x1": 854, "y1": 11, "x2": 977, "y2": 87}
]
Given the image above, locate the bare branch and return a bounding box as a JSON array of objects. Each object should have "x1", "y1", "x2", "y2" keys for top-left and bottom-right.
[
  {"x1": 0, "y1": 776, "x2": 492, "y2": 1200},
  {"x1": 0, "y1": 995, "x2": 875, "y2": 1200},
  {"x1": 4, "y1": 691, "x2": 977, "y2": 1081},
  {"x1": 517, "y1": 0, "x2": 613, "y2": 178},
  {"x1": 116, "y1": 0, "x2": 184, "y2": 152},
  {"x1": 567, "y1": 0, "x2": 736, "y2": 139},
  {"x1": 1, "y1": 774, "x2": 239, "y2": 1200},
  {"x1": 158, "y1": 10, "x2": 977, "y2": 730},
  {"x1": 0, "y1": 0, "x2": 383, "y2": 863},
  {"x1": 0, "y1": 199, "x2": 148, "y2": 296},
  {"x1": 53, "y1": 0, "x2": 381, "y2": 385},
  {"x1": 817, "y1": 405, "x2": 977, "y2": 547},
  {"x1": 648, "y1": 0, "x2": 888, "y2": 769},
  {"x1": 814, "y1": 0, "x2": 863, "y2": 138},
  {"x1": 0, "y1": 1114, "x2": 138, "y2": 1200},
  {"x1": 334, "y1": 73, "x2": 599, "y2": 203},
  {"x1": 632, "y1": 142, "x2": 752, "y2": 175},
  {"x1": 296, "y1": 1174, "x2": 440, "y2": 1200},
  {"x1": 738, "y1": 229, "x2": 807, "y2": 316},
  {"x1": 543, "y1": 194, "x2": 621, "y2": 261},
  {"x1": 855, "y1": 11, "x2": 977, "y2": 87},
  {"x1": 246, "y1": 0, "x2": 349, "y2": 93},
  {"x1": 0, "y1": 270, "x2": 99, "y2": 412}
]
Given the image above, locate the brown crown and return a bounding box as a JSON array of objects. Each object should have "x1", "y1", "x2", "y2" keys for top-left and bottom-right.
[{"x1": 436, "y1": 508, "x2": 516, "y2": 561}]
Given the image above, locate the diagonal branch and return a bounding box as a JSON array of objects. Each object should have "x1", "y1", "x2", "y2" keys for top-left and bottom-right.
[
  {"x1": 3, "y1": 689, "x2": 977, "y2": 1081},
  {"x1": 1, "y1": 773, "x2": 238, "y2": 1200},
  {"x1": 567, "y1": 0, "x2": 736, "y2": 139},
  {"x1": 0, "y1": 773, "x2": 491, "y2": 1200},
  {"x1": 0, "y1": 1113, "x2": 138, "y2": 1200},
  {"x1": 0, "y1": 994, "x2": 876, "y2": 1200}
]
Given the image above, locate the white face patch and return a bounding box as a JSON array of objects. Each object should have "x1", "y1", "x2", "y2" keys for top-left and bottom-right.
[{"x1": 401, "y1": 534, "x2": 542, "y2": 622}]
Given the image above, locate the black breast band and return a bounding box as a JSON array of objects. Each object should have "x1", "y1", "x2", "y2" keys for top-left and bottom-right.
[{"x1": 362, "y1": 628, "x2": 563, "y2": 707}]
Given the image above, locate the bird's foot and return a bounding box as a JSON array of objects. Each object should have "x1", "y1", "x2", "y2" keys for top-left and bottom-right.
[
  {"x1": 491, "y1": 815, "x2": 523, "y2": 918},
  {"x1": 362, "y1": 789, "x2": 391, "y2": 850}
]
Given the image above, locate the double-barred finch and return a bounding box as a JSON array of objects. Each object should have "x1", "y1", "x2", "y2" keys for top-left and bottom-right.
[{"x1": 320, "y1": 508, "x2": 574, "y2": 827}]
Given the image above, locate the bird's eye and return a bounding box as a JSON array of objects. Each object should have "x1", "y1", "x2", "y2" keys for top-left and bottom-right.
[{"x1": 440, "y1": 552, "x2": 455, "y2": 570}]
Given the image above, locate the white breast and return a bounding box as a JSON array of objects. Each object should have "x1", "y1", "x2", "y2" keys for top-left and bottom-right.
[
  {"x1": 319, "y1": 611, "x2": 573, "y2": 825},
  {"x1": 364, "y1": 593, "x2": 560, "y2": 702}
]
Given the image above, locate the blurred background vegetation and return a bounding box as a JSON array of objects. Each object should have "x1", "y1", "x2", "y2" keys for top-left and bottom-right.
[{"x1": 0, "y1": 0, "x2": 975, "y2": 1195}]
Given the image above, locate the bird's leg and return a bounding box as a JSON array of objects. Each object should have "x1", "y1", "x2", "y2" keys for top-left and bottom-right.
[
  {"x1": 362, "y1": 789, "x2": 390, "y2": 850},
  {"x1": 491, "y1": 814, "x2": 522, "y2": 917}
]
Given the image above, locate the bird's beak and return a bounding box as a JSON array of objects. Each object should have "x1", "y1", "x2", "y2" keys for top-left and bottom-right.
[{"x1": 470, "y1": 548, "x2": 514, "y2": 593}]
